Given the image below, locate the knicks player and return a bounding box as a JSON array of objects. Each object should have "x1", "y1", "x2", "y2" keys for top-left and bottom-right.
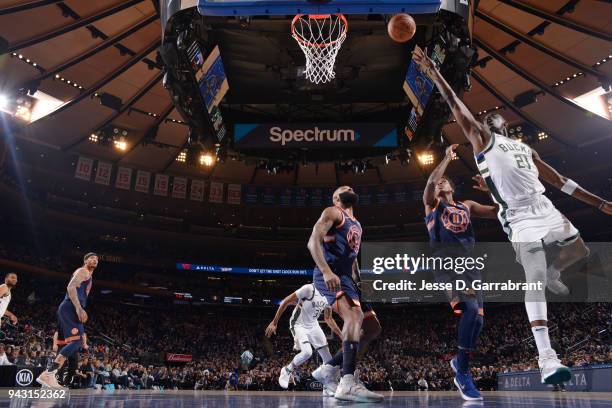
[
  {"x1": 37, "y1": 252, "x2": 97, "y2": 388},
  {"x1": 265, "y1": 283, "x2": 341, "y2": 392},
  {"x1": 413, "y1": 45, "x2": 612, "y2": 384},
  {"x1": 0, "y1": 273, "x2": 19, "y2": 327},
  {"x1": 308, "y1": 186, "x2": 383, "y2": 402},
  {"x1": 423, "y1": 144, "x2": 498, "y2": 401}
]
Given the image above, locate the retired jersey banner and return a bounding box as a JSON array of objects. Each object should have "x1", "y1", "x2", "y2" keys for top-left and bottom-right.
[
  {"x1": 244, "y1": 185, "x2": 259, "y2": 204},
  {"x1": 115, "y1": 167, "x2": 132, "y2": 190},
  {"x1": 234, "y1": 123, "x2": 398, "y2": 149},
  {"x1": 209, "y1": 181, "x2": 224, "y2": 203},
  {"x1": 134, "y1": 170, "x2": 151, "y2": 193},
  {"x1": 74, "y1": 156, "x2": 94, "y2": 181},
  {"x1": 94, "y1": 161, "x2": 112, "y2": 186},
  {"x1": 227, "y1": 184, "x2": 242, "y2": 205},
  {"x1": 190, "y1": 179, "x2": 205, "y2": 202},
  {"x1": 172, "y1": 177, "x2": 187, "y2": 199},
  {"x1": 154, "y1": 174, "x2": 169, "y2": 196}
]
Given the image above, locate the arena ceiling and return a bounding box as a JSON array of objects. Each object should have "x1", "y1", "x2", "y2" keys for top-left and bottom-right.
[{"x1": 0, "y1": 0, "x2": 610, "y2": 187}]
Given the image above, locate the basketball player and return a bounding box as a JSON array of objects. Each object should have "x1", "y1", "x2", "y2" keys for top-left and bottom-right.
[
  {"x1": 265, "y1": 283, "x2": 341, "y2": 392},
  {"x1": 0, "y1": 273, "x2": 18, "y2": 327},
  {"x1": 308, "y1": 185, "x2": 383, "y2": 402},
  {"x1": 423, "y1": 144, "x2": 498, "y2": 400},
  {"x1": 37, "y1": 252, "x2": 97, "y2": 388},
  {"x1": 412, "y1": 45, "x2": 612, "y2": 384}
]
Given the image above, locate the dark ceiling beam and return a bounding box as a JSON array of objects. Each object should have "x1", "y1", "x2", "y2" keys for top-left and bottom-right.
[
  {"x1": 43, "y1": 39, "x2": 159, "y2": 142},
  {"x1": 474, "y1": 37, "x2": 595, "y2": 116},
  {"x1": 471, "y1": 70, "x2": 574, "y2": 148},
  {"x1": 475, "y1": 10, "x2": 609, "y2": 84},
  {"x1": 0, "y1": 0, "x2": 63, "y2": 16},
  {"x1": 62, "y1": 71, "x2": 163, "y2": 151},
  {"x1": 497, "y1": 0, "x2": 612, "y2": 42},
  {"x1": 116, "y1": 103, "x2": 175, "y2": 162},
  {"x1": 7, "y1": 0, "x2": 146, "y2": 53},
  {"x1": 16, "y1": 14, "x2": 157, "y2": 91}
]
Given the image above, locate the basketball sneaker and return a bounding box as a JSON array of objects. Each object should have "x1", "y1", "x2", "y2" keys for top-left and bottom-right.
[
  {"x1": 539, "y1": 350, "x2": 571, "y2": 384},
  {"x1": 450, "y1": 358, "x2": 483, "y2": 401},
  {"x1": 278, "y1": 365, "x2": 292, "y2": 389},
  {"x1": 312, "y1": 364, "x2": 339, "y2": 395},
  {"x1": 36, "y1": 371, "x2": 65, "y2": 389},
  {"x1": 334, "y1": 374, "x2": 384, "y2": 402}
]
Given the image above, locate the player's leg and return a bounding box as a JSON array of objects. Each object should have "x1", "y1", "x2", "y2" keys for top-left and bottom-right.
[
  {"x1": 517, "y1": 240, "x2": 571, "y2": 384},
  {"x1": 280, "y1": 326, "x2": 312, "y2": 389},
  {"x1": 308, "y1": 326, "x2": 335, "y2": 396},
  {"x1": 358, "y1": 305, "x2": 382, "y2": 359},
  {"x1": 450, "y1": 295, "x2": 483, "y2": 401},
  {"x1": 546, "y1": 236, "x2": 588, "y2": 295}
]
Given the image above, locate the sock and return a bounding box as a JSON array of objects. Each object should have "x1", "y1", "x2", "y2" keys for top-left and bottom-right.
[
  {"x1": 456, "y1": 348, "x2": 470, "y2": 374},
  {"x1": 531, "y1": 326, "x2": 553, "y2": 356},
  {"x1": 317, "y1": 346, "x2": 333, "y2": 364},
  {"x1": 341, "y1": 341, "x2": 358, "y2": 377},
  {"x1": 327, "y1": 349, "x2": 343, "y2": 368}
]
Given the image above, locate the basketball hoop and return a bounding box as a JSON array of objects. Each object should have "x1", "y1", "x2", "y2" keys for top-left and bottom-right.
[{"x1": 291, "y1": 14, "x2": 348, "y2": 84}]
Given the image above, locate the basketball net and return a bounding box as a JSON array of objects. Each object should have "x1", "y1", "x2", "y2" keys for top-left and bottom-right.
[{"x1": 291, "y1": 14, "x2": 348, "y2": 84}]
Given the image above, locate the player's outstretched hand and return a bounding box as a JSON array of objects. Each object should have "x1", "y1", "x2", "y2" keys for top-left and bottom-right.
[
  {"x1": 411, "y1": 45, "x2": 435, "y2": 75},
  {"x1": 324, "y1": 272, "x2": 341, "y2": 292},
  {"x1": 445, "y1": 144, "x2": 458, "y2": 159},
  {"x1": 472, "y1": 175, "x2": 489, "y2": 193},
  {"x1": 601, "y1": 201, "x2": 612, "y2": 215},
  {"x1": 265, "y1": 322, "x2": 277, "y2": 337},
  {"x1": 78, "y1": 308, "x2": 88, "y2": 323}
]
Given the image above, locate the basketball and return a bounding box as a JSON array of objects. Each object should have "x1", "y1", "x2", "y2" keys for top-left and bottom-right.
[{"x1": 387, "y1": 13, "x2": 416, "y2": 43}]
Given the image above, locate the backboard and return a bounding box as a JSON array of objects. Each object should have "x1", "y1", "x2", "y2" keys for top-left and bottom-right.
[{"x1": 198, "y1": 0, "x2": 441, "y2": 16}]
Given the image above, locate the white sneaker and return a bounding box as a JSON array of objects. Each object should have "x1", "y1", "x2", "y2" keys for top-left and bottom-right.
[
  {"x1": 539, "y1": 350, "x2": 571, "y2": 384},
  {"x1": 36, "y1": 371, "x2": 65, "y2": 389},
  {"x1": 547, "y1": 279, "x2": 570, "y2": 296},
  {"x1": 334, "y1": 374, "x2": 384, "y2": 403},
  {"x1": 278, "y1": 365, "x2": 292, "y2": 389},
  {"x1": 322, "y1": 388, "x2": 335, "y2": 397},
  {"x1": 312, "y1": 364, "x2": 340, "y2": 394}
]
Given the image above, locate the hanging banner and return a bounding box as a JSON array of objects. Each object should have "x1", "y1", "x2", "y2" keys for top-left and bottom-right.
[
  {"x1": 74, "y1": 156, "x2": 94, "y2": 181},
  {"x1": 190, "y1": 179, "x2": 205, "y2": 202},
  {"x1": 227, "y1": 184, "x2": 242, "y2": 205},
  {"x1": 234, "y1": 123, "x2": 397, "y2": 149},
  {"x1": 154, "y1": 174, "x2": 169, "y2": 196},
  {"x1": 244, "y1": 185, "x2": 259, "y2": 204},
  {"x1": 134, "y1": 170, "x2": 151, "y2": 193},
  {"x1": 279, "y1": 188, "x2": 293, "y2": 206},
  {"x1": 294, "y1": 188, "x2": 308, "y2": 207},
  {"x1": 115, "y1": 167, "x2": 132, "y2": 190},
  {"x1": 209, "y1": 182, "x2": 224, "y2": 203},
  {"x1": 172, "y1": 177, "x2": 187, "y2": 199},
  {"x1": 94, "y1": 161, "x2": 112, "y2": 186}
]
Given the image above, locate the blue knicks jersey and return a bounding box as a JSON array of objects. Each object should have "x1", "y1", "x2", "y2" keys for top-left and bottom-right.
[
  {"x1": 425, "y1": 201, "x2": 474, "y2": 251},
  {"x1": 322, "y1": 207, "x2": 362, "y2": 275},
  {"x1": 63, "y1": 274, "x2": 91, "y2": 308}
]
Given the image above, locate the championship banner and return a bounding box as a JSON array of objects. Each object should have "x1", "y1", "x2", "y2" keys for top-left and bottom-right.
[
  {"x1": 234, "y1": 123, "x2": 398, "y2": 149},
  {"x1": 115, "y1": 167, "x2": 132, "y2": 190},
  {"x1": 74, "y1": 156, "x2": 93, "y2": 181},
  {"x1": 244, "y1": 185, "x2": 259, "y2": 204},
  {"x1": 172, "y1": 177, "x2": 187, "y2": 199},
  {"x1": 190, "y1": 179, "x2": 205, "y2": 202},
  {"x1": 166, "y1": 353, "x2": 193, "y2": 363},
  {"x1": 200, "y1": 46, "x2": 229, "y2": 113},
  {"x1": 134, "y1": 170, "x2": 151, "y2": 193},
  {"x1": 227, "y1": 184, "x2": 242, "y2": 205},
  {"x1": 94, "y1": 161, "x2": 112, "y2": 186},
  {"x1": 209, "y1": 181, "x2": 224, "y2": 203},
  {"x1": 154, "y1": 174, "x2": 169, "y2": 196}
]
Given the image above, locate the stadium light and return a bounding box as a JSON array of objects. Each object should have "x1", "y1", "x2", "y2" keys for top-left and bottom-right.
[
  {"x1": 200, "y1": 153, "x2": 214, "y2": 167},
  {"x1": 418, "y1": 152, "x2": 434, "y2": 166},
  {"x1": 114, "y1": 139, "x2": 127, "y2": 151},
  {"x1": 0, "y1": 94, "x2": 8, "y2": 110}
]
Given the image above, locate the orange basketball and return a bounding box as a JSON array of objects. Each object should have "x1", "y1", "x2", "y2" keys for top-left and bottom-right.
[{"x1": 387, "y1": 13, "x2": 416, "y2": 43}]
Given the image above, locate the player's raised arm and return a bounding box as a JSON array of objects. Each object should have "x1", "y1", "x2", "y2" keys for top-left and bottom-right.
[
  {"x1": 423, "y1": 144, "x2": 458, "y2": 214},
  {"x1": 67, "y1": 268, "x2": 89, "y2": 323},
  {"x1": 307, "y1": 207, "x2": 343, "y2": 291},
  {"x1": 265, "y1": 292, "x2": 298, "y2": 337},
  {"x1": 324, "y1": 307, "x2": 343, "y2": 338},
  {"x1": 532, "y1": 150, "x2": 611, "y2": 215},
  {"x1": 411, "y1": 46, "x2": 488, "y2": 154}
]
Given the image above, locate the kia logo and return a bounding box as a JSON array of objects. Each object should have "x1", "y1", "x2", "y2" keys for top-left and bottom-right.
[{"x1": 16, "y1": 369, "x2": 33, "y2": 386}]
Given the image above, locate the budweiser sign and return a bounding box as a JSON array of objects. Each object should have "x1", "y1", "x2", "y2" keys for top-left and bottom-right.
[{"x1": 166, "y1": 353, "x2": 192, "y2": 362}]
